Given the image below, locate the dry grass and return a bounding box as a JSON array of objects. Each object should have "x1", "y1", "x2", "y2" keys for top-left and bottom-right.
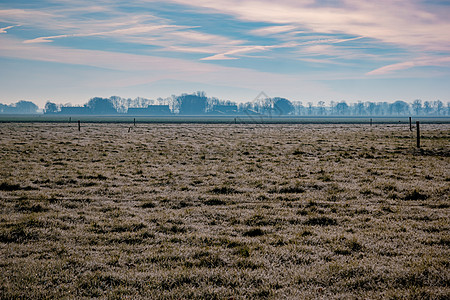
[{"x1": 0, "y1": 122, "x2": 449, "y2": 299}]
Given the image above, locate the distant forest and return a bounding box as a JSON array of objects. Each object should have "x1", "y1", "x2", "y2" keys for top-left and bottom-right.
[{"x1": 1, "y1": 92, "x2": 449, "y2": 116}]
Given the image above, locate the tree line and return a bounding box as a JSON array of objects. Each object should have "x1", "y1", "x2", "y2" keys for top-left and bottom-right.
[{"x1": 1, "y1": 93, "x2": 449, "y2": 116}]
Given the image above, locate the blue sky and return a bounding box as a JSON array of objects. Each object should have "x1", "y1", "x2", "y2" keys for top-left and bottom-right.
[{"x1": 0, "y1": 0, "x2": 449, "y2": 107}]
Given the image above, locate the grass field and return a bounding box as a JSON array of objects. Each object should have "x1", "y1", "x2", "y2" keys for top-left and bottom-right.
[{"x1": 0, "y1": 122, "x2": 449, "y2": 299}]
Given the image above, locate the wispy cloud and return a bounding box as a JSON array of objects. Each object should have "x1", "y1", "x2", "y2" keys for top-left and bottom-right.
[
  {"x1": 9, "y1": 4, "x2": 245, "y2": 57},
  {"x1": 166, "y1": 0, "x2": 450, "y2": 50},
  {"x1": 165, "y1": 46, "x2": 216, "y2": 54},
  {"x1": 200, "y1": 36, "x2": 364, "y2": 61},
  {"x1": 0, "y1": 9, "x2": 60, "y2": 29},
  {"x1": 201, "y1": 54, "x2": 239, "y2": 61},
  {"x1": 200, "y1": 43, "x2": 296, "y2": 60},
  {"x1": 165, "y1": 0, "x2": 450, "y2": 71},
  {"x1": 298, "y1": 57, "x2": 350, "y2": 66},
  {"x1": 249, "y1": 25, "x2": 299, "y2": 36},
  {"x1": 367, "y1": 57, "x2": 450, "y2": 75},
  {"x1": 0, "y1": 25, "x2": 19, "y2": 33},
  {"x1": 23, "y1": 25, "x2": 193, "y2": 43},
  {"x1": 295, "y1": 36, "x2": 364, "y2": 49}
]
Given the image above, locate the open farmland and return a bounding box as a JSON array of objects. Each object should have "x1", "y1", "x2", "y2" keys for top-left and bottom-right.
[{"x1": 0, "y1": 122, "x2": 449, "y2": 299}]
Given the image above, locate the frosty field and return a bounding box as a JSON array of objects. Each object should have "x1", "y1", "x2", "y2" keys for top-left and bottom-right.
[{"x1": 0, "y1": 122, "x2": 449, "y2": 299}]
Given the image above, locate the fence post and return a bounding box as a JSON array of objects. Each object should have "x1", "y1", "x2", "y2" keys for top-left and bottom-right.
[
  {"x1": 409, "y1": 117, "x2": 412, "y2": 131},
  {"x1": 134, "y1": 118, "x2": 136, "y2": 127},
  {"x1": 370, "y1": 118, "x2": 372, "y2": 127},
  {"x1": 78, "y1": 120, "x2": 81, "y2": 131},
  {"x1": 416, "y1": 121, "x2": 420, "y2": 148}
]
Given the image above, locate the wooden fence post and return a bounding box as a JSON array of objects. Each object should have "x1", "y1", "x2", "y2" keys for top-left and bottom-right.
[
  {"x1": 134, "y1": 118, "x2": 136, "y2": 127},
  {"x1": 78, "y1": 120, "x2": 81, "y2": 131},
  {"x1": 409, "y1": 117, "x2": 412, "y2": 131},
  {"x1": 416, "y1": 121, "x2": 420, "y2": 148},
  {"x1": 370, "y1": 118, "x2": 372, "y2": 126}
]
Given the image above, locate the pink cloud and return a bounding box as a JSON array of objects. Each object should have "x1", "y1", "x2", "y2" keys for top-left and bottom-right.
[
  {"x1": 200, "y1": 44, "x2": 295, "y2": 60},
  {"x1": 166, "y1": 0, "x2": 450, "y2": 52},
  {"x1": 0, "y1": 25, "x2": 19, "y2": 33},
  {"x1": 367, "y1": 57, "x2": 450, "y2": 75},
  {"x1": 250, "y1": 25, "x2": 298, "y2": 36}
]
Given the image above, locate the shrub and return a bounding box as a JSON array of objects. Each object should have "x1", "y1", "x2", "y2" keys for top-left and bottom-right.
[
  {"x1": 203, "y1": 198, "x2": 226, "y2": 206},
  {"x1": 270, "y1": 185, "x2": 305, "y2": 194},
  {"x1": 403, "y1": 189, "x2": 428, "y2": 201},
  {"x1": 243, "y1": 228, "x2": 265, "y2": 237},
  {"x1": 210, "y1": 186, "x2": 240, "y2": 195},
  {"x1": 0, "y1": 224, "x2": 35, "y2": 243},
  {"x1": 0, "y1": 182, "x2": 21, "y2": 191},
  {"x1": 234, "y1": 245, "x2": 251, "y2": 257},
  {"x1": 140, "y1": 201, "x2": 156, "y2": 208},
  {"x1": 304, "y1": 216, "x2": 337, "y2": 226}
]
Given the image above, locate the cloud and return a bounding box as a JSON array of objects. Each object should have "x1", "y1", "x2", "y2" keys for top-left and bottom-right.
[
  {"x1": 298, "y1": 57, "x2": 349, "y2": 66},
  {"x1": 23, "y1": 25, "x2": 193, "y2": 43},
  {"x1": 201, "y1": 54, "x2": 239, "y2": 61},
  {"x1": 1, "y1": 0, "x2": 450, "y2": 80},
  {"x1": 24, "y1": 35, "x2": 71, "y2": 43},
  {"x1": 154, "y1": 0, "x2": 450, "y2": 73},
  {"x1": 0, "y1": 9, "x2": 60, "y2": 29},
  {"x1": 0, "y1": 25, "x2": 19, "y2": 33},
  {"x1": 0, "y1": 2, "x2": 373, "y2": 65},
  {"x1": 367, "y1": 57, "x2": 450, "y2": 75},
  {"x1": 166, "y1": 0, "x2": 450, "y2": 51},
  {"x1": 295, "y1": 36, "x2": 364, "y2": 48},
  {"x1": 200, "y1": 43, "x2": 296, "y2": 60},
  {"x1": 10, "y1": 4, "x2": 245, "y2": 57},
  {"x1": 250, "y1": 25, "x2": 298, "y2": 36}
]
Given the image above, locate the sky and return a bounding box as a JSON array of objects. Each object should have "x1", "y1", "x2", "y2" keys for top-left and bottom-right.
[{"x1": 0, "y1": 0, "x2": 449, "y2": 107}]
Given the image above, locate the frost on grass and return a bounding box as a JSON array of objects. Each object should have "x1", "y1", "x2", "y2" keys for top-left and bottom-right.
[{"x1": 0, "y1": 123, "x2": 449, "y2": 299}]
